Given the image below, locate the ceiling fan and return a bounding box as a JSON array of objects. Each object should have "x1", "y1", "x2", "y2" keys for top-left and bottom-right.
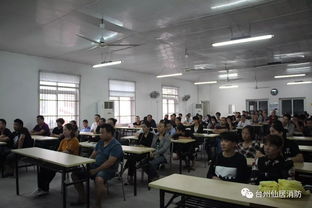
[{"x1": 76, "y1": 18, "x2": 141, "y2": 50}]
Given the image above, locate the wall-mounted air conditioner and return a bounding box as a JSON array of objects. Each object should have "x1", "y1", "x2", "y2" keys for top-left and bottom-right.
[
  {"x1": 97, "y1": 101, "x2": 114, "y2": 119},
  {"x1": 194, "y1": 103, "x2": 203, "y2": 115}
]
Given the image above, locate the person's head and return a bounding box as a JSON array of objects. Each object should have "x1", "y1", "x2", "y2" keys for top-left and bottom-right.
[
  {"x1": 0, "y1": 119, "x2": 6, "y2": 129},
  {"x1": 242, "y1": 126, "x2": 254, "y2": 141},
  {"x1": 206, "y1": 114, "x2": 211, "y2": 122},
  {"x1": 220, "y1": 117, "x2": 227, "y2": 126},
  {"x1": 13, "y1": 119, "x2": 23, "y2": 131},
  {"x1": 135, "y1": 116, "x2": 140, "y2": 122},
  {"x1": 306, "y1": 118, "x2": 312, "y2": 127},
  {"x1": 36, "y1": 115, "x2": 44, "y2": 125},
  {"x1": 82, "y1": 119, "x2": 88, "y2": 128},
  {"x1": 253, "y1": 114, "x2": 259, "y2": 120},
  {"x1": 170, "y1": 113, "x2": 176, "y2": 120},
  {"x1": 147, "y1": 114, "x2": 153, "y2": 122},
  {"x1": 176, "y1": 124, "x2": 186, "y2": 135},
  {"x1": 175, "y1": 117, "x2": 181, "y2": 125},
  {"x1": 283, "y1": 113, "x2": 291, "y2": 125},
  {"x1": 211, "y1": 116, "x2": 217, "y2": 124},
  {"x1": 107, "y1": 118, "x2": 117, "y2": 127},
  {"x1": 226, "y1": 116, "x2": 232, "y2": 123},
  {"x1": 99, "y1": 118, "x2": 106, "y2": 125},
  {"x1": 94, "y1": 114, "x2": 101, "y2": 122},
  {"x1": 164, "y1": 114, "x2": 169, "y2": 119},
  {"x1": 99, "y1": 124, "x2": 115, "y2": 141},
  {"x1": 141, "y1": 123, "x2": 151, "y2": 134},
  {"x1": 220, "y1": 132, "x2": 238, "y2": 152},
  {"x1": 63, "y1": 123, "x2": 76, "y2": 138},
  {"x1": 193, "y1": 116, "x2": 200, "y2": 125},
  {"x1": 70, "y1": 120, "x2": 77, "y2": 126},
  {"x1": 186, "y1": 113, "x2": 191, "y2": 118},
  {"x1": 216, "y1": 112, "x2": 221, "y2": 118},
  {"x1": 270, "y1": 120, "x2": 285, "y2": 139},
  {"x1": 157, "y1": 120, "x2": 167, "y2": 134},
  {"x1": 271, "y1": 110, "x2": 276, "y2": 116},
  {"x1": 263, "y1": 135, "x2": 283, "y2": 159},
  {"x1": 178, "y1": 113, "x2": 182, "y2": 118},
  {"x1": 198, "y1": 115, "x2": 203, "y2": 122},
  {"x1": 56, "y1": 118, "x2": 65, "y2": 128},
  {"x1": 241, "y1": 115, "x2": 246, "y2": 122}
]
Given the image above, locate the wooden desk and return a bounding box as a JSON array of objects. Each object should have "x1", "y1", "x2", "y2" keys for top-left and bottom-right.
[
  {"x1": 287, "y1": 136, "x2": 312, "y2": 141},
  {"x1": 170, "y1": 139, "x2": 196, "y2": 174},
  {"x1": 193, "y1": 133, "x2": 220, "y2": 138},
  {"x1": 299, "y1": 145, "x2": 312, "y2": 152},
  {"x1": 115, "y1": 126, "x2": 142, "y2": 131},
  {"x1": 31, "y1": 135, "x2": 58, "y2": 141},
  {"x1": 79, "y1": 142, "x2": 154, "y2": 196},
  {"x1": 149, "y1": 174, "x2": 312, "y2": 208},
  {"x1": 247, "y1": 158, "x2": 312, "y2": 174},
  {"x1": 121, "y1": 135, "x2": 139, "y2": 141},
  {"x1": 79, "y1": 132, "x2": 100, "y2": 137},
  {"x1": 12, "y1": 147, "x2": 95, "y2": 208},
  {"x1": 0, "y1": 141, "x2": 7, "y2": 146}
]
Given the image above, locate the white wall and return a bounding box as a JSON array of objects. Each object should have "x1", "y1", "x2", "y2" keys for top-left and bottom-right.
[
  {"x1": 0, "y1": 50, "x2": 197, "y2": 129},
  {"x1": 198, "y1": 80, "x2": 312, "y2": 116}
]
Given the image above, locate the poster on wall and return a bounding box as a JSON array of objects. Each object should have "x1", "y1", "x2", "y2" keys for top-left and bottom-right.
[{"x1": 269, "y1": 102, "x2": 279, "y2": 114}]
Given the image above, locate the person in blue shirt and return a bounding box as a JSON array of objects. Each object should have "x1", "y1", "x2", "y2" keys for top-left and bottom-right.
[
  {"x1": 80, "y1": 119, "x2": 91, "y2": 132},
  {"x1": 71, "y1": 124, "x2": 123, "y2": 208}
]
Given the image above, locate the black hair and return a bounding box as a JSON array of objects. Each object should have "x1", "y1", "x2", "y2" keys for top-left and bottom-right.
[
  {"x1": 0, "y1": 119, "x2": 6, "y2": 126},
  {"x1": 176, "y1": 117, "x2": 181, "y2": 122},
  {"x1": 70, "y1": 120, "x2": 77, "y2": 125},
  {"x1": 83, "y1": 119, "x2": 88, "y2": 123},
  {"x1": 283, "y1": 113, "x2": 291, "y2": 121},
  {"x1": 100, "y1": 123, "x2": 115, "y2": 136},
  {"x1": 100, "y1": 118, "x2": 106, "y2": 123},
  {"x1": 179, "y1": 113, "x2": 182, "y2": 116},
  {"x1": 193, "y1": 116, "x2": 199, "y2": 120},
  {"x1": 216, "y1": 112, "x2": 221, "y2": 116},
  {"x1": 220, "y1": 132, "x2": 238, "y2": 143},
  {"x1": 94, "y1": 114, "x2": 101, "y2": 118},
  {"x1": 37, "y1": 115, "x2": 44, "y2": 120},
  {"x1": 108, "y1": 118, "x2": 117, "y2": 125},
  {"x1": 263, "y1": 135, "x2": 283, "y2": 147},
  {"x1": 64, "y1": 123, "x2": 76, "y2": 138},
  {"x1": 176, "y1": 124, "x2": 185, "y2": 132},
  {"x1": 56, "y1": 118, "x2": 65, "y2": 125},
  {"x1": 271, "y1": 120, "x2": 287, "y2": 139},
  {"x1": 14, "y1": 119, "x2": 23, "y2": 126},
  {"x1": 242, "y1": 125, "x2": 255, "y2": 139}
]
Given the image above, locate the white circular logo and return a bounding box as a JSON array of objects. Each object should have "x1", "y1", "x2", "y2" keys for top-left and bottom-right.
[
  {"x1": 241, "y1": 188, "x2": 250, "y2": 196},
  {"x1": 246, "y1": 191, "x2": 254, "y2": 199}
]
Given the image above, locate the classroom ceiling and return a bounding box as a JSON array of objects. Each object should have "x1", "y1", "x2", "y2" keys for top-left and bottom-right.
[{"x1": 0, "y1": 0, "x2": 312, "y2": 83}]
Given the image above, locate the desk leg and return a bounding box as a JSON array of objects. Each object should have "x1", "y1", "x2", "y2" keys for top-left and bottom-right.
[
  {"x1": 36, "y1": 164, "x2": 40, "y2": 186},
  {"x1": 134, "y1": 155, "x2": 137, "y2": 196},
  {"x1": 62, "y1": 170, "x2": 66, "y2": 208},
  {"x1": 86, "y1": 165, "x2": 90, "y2": 208},
  {"x1": 179, "y1": 155, "x2": 182, "y2": 174},
  {"x1": 15, "y1": 154, "x2": 19, "y2": 195},
  {"x1": 160, "y1": 190, "x2": 165, "y2": 208}
]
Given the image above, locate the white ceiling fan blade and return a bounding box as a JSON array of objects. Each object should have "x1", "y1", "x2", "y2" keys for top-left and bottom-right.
[
  {"x1": 76, "y1": 33, "x2": 99, "y2": 44},
  {"x1": 87, "y1": 45, "x2": 100, "y2": 51},
  {"x1": 106, "y1": 43, "x2": 141, "y2": 47}
]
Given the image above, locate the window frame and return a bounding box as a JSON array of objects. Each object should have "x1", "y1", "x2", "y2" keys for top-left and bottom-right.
[
  {"x1": 246, "y1": 99, "x2": 268, "y2": 112},
  {"x1": 162, "y1": 85, "x2": 179, "y2": 117},
  {"x1": 280, "y1": 97, "x2": 305, "y2": 116}
]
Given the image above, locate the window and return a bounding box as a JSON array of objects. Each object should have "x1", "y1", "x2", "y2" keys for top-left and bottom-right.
[
  {"x1": 109, "y1": 80, "x2": 135, "y2": 124},
  {"x1": 162, "y1": 86, "x2": 178, "y2": 117},
  {"x1": 280, "y1": 98, "x2": 304, "y2": 115},
  {"x1": 39, "y1": 72, "x2": 80, "y2": 128},
  {"x1": 246, "y1": 99, "x2": 268, "y2": 112}
]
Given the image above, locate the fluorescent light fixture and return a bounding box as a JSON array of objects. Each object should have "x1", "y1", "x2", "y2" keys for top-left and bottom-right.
[
  {"x1": 274, "y1": 74, "x2": 306, "y2": 79},
  {"x1": 156, "y1": 73, "x2": 183, "y2": 78},
  {"x1": 219, "y1": 85, "x2": 239, "y2": 89},
  {"x1": 92, "y1": 60, "x2": 122, "y2": 68},
  {"x1": 287, "y1": 81, "x2": 312, "y2": 85},
  {"x1": 219, "y1": 73, "x2": 238, "y2": 78},
  {"x1": 211, "y1": 0, "x2": 249, "y2": 10},
  {"x1": 274, "y1": 52, "x2": 305, "y2": 59},
  {"x1": 194, "y1": 81, "x2": 217, "y2": 85},
  {"x1": 287, "y1": 67, "x2": 311, "y2": 73},
  {"x1": 212, "y1": 35, "x2": 273, "y2": 47},
  {"x1": 287, "y1": 62, "x2": 310, "y2": 67}
]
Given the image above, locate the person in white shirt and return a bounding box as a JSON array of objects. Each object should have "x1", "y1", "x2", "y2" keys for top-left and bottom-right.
[
  {"x1": 237, "y1": 115, "x2": 251, "y2": 128},
  {"x1": 90, "y1": 114, "x2": 101, "y2": 132}
]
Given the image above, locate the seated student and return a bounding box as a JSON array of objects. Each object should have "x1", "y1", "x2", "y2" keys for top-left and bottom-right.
[
  {"x1": 95, "y1": 118, "x2": 106, "y2": 134},
  {"x1": 226, "y1": 116, "x2": 234, "y2": 130},
  {"x1": 303, "y1": 118, "x2": 312, "y2": 136},
  {"x1": 71, "y1": 124, "x2": 123, "y2": 208},
  {"x1": 292, "y1": 115, "x2": 304, "y2": 133},
  {"x1": 172, "y1": 124, "x2": 195, "y2": 169},
  {"x1": 164, "y1": 114, "x2": 169, "y2": 123},
  {"x1": 250, "y1": 135, "x2": 294, "y2": 185},
  {"x1": 213, "y1": 117, "x2": 230, "y2": 134},
  {"x1": 142, "y1": 120, "x2": 170, "y2": 181},
  {"x1": 4, "y1": 119, "x2": 33, "y2": 176},
  {"x1": 207, "y1": 116, "x2": 219, "y2": 129},
  {"x1": 282, "y1": 114, "x2": 295, "y2": 136},
  {"x1": 256, "y1": 120, "x2": 304, "y2": 163},
  {"x1": 166, "y1": 121, "x2": 176, "y2": 137},
  {"x1": 80, "y1": 119, "x2": 91, "y2": 132},
  {"x1": 237, "y1": 115, "x2": 251, "y2": 128},
  {"x1": 215, "y1": 112, "x2": 221, "y2": 123},
  {"x1": 236, "y1": 126, "x2": 260, "y2": 158},
  {"x1": 32, "y1": 123, "x2": 79, "y2": 196},
  {"x1": 170, "y1": 114, "x2": 177, "y2": 128},
  {"x1": 31, "y1": 115, "x2": 50, "y2": 136},
  {"x1": 0, "y1": 119, "x2": 11, "y2": 143},
  {"x1": 183, "y1": 113, "x2": 192, "y2": 125},
  {"x1": 190, "y1": 116, "x2": 204, "y2": 133},
  {"x1": 133, "y1": 116, "x2": 142, "y2": 127},
  {"x1": 207, "y1": 132, "x2": 248, "y2": 183},
  {"x1": 146, "y1": 114, "x2": 157, "y2": 128},
  {"x1": 70, "y1": 120, "x2": 79, "y2": 137},
  {"x1": 125, "y1": 123, "x2": 153, "y2": 184},
  {"x1": 107, "y1": 118, "x2": 120, "y2": 141},
  {"x1": 175, "y1": 117, "x2": 182, "y2": 127},
  {"x1": 51, "y1": 118, "x2": 64, "y2": 137},
  {"x1": 268, "y1": 110, "x2": 278, "y2": 125},
  {"x1": 91, "y1": 114, "x2": 101, "y2": 133}
]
